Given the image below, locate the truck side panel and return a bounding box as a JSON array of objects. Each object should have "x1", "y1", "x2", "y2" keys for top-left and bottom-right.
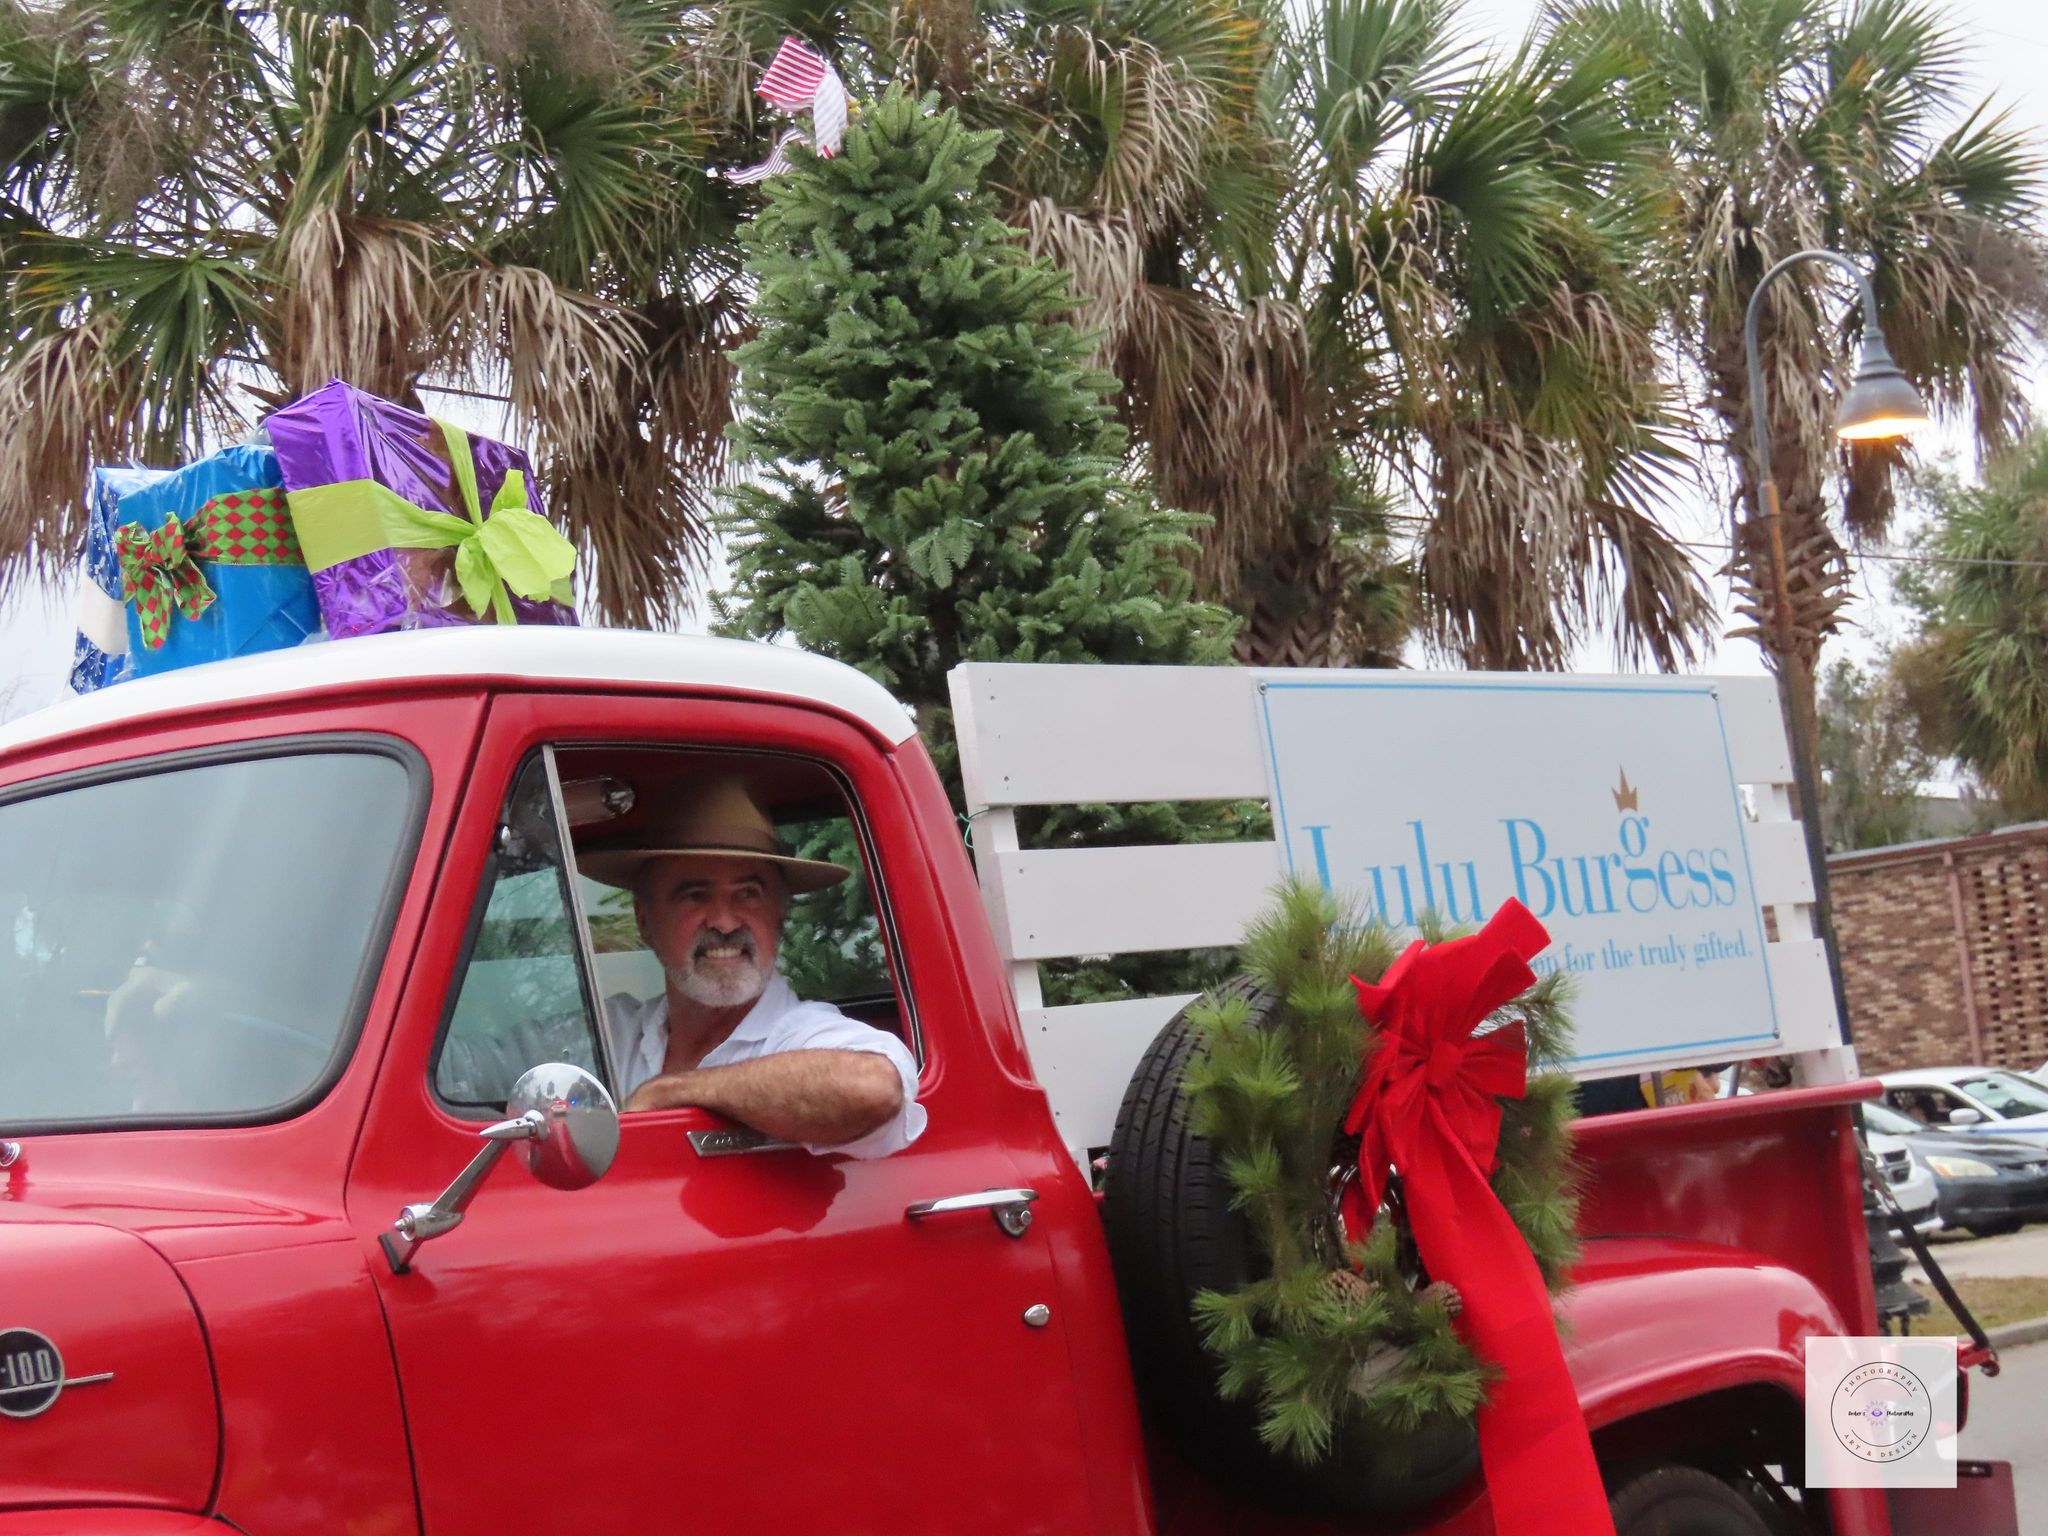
[
  {"x1": 890, "y1": 740, "x2": 1159, "y2": 1535},
  {"x1": 1571, "y1": 1083, "x2": 1889, "y2": 1536},
  {"x1": 1570, "y1": 1085, "x2": 1879, "y2": 1360},
  {"x1": 175, "y1": 1240, "x2": 418, "y2": 1536}
]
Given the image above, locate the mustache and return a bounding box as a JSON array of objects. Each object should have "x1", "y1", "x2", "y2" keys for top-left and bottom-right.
[{"x1": 693, "y1": 926, "x2": 758, "y2": 961}]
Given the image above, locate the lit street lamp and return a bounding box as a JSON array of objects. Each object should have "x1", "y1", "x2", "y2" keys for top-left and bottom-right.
[{"x1": 1742, "y1": 248, "x2": 1930, "y2": 1059}]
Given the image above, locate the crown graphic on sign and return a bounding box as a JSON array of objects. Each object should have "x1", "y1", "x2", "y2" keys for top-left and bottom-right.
[{"x1": 1612, "y1": 767, "x2": 1639, "y2": 813}]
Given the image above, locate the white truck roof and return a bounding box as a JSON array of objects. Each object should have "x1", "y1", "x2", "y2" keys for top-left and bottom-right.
[{"x1": 0, "y1": 628, "x2": 920, "y2": 759}]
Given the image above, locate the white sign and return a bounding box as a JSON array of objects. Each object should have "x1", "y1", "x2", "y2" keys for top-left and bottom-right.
[{"x1": 1255, "y1": 675, "x2": 1782, "y2": 1073}]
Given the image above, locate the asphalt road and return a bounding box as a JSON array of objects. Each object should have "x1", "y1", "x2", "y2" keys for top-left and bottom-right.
[{"x1": 1958, "y1": 1338, "x2": 2046, "y2": 1532}]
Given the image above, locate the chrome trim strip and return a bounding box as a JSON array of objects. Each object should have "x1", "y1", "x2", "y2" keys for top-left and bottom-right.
[
  {"x1": 905, "y1": 1188, "x2": 1038, "y2": 1218},
  {"x1": 544, "y1": 745, "x2": 620, "y2": 1099},
  {"x1": 689, "y1": 1127, "x2": 799, "y2": 1157},
  {"x1": 0, "y1": 1371, "x2": 115, "y2": 1397}
]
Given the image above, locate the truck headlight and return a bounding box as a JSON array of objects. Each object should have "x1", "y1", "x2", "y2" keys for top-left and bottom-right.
[{"x1": 1926, "y1": 1155, "x2": 1998, "y2": 1179}]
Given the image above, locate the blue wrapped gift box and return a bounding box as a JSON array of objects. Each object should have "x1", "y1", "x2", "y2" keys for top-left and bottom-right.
[
  {"x1": 106, "y1": 443, "x2": 323, "y2": 679},
  {"x1": 69, "y1": 466, "x2": 164, "y2": 694}
]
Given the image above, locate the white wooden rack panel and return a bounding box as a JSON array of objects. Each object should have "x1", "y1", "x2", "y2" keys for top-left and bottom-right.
[{"x1": 949, "y1": 663, "x2": 1853, "y2": 1164}]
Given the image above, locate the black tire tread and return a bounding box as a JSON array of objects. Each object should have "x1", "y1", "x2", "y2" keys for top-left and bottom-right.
[
  {"x1": 1104, "y1": 978, "x2": 1266, "y2": 1455},
  {"x1": 1609, "y1": 1465, "x2": 1777, "y2": 1536},
  {"x1": 1102, "y1": 978, "x2": 1478, "y2": 1521}
]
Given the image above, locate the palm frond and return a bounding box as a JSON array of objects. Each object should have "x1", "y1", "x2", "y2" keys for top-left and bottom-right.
[
  {"x1": 434, "y1": 263, "x2": 644, "y2": 453},
  {"x1": 443, "y1": 0, "x2": 634, "y2": 81},
  {"x1": 1016, "y1": 198, "x2": 1143, "y2": 355},
  {"x1": 1113, "y1": 284, "x2": 1314, "y2": 598},
  {"x1": 270, "y1": 209, "x2": 437, "y2": 399},
  {"x1": 1417, "y1": 418, "x2": 1585, "y2": 668},
  {"x1": 1857, "y1": 110, "x2": 2048, "y2": 455},
  {"x1": 0, "y1": 318, "x2": 130, "y2": 588},
  {"x1": 1042, "y1": 33, "x2": 1217, "y2": 237},
  {"x1": 546, "y1": 286, "x2": 745, "y2": 627}
]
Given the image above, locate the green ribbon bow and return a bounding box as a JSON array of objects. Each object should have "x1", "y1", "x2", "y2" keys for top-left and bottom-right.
[
  {"x1": 116, "y1": 514, "x2": 217, "y2": 649},
  {"x1": 287, "y1": 420, "x2": 576, "y2": 624}
]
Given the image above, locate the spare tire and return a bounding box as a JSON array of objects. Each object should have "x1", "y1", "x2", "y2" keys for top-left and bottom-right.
[{"x1": 1102, "y1": 977, "x2": 1480, "y2": 1523}]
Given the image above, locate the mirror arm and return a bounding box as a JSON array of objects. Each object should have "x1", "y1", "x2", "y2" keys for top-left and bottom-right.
[{"x1": 381, "y1": 1110, "x2": 546, "y2": 1275}]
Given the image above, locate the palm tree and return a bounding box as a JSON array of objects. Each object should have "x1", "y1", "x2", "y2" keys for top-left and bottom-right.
[
  {"x1": 1012, "y1": 0, "x2": 1716, "y2": 670},
  {"x1": 1551, "y1": 0, "x2": 2048, "y2": 742},
  {"x1": 1303, "y1": 3, "x2": 1716, "y2": 670},
  {"x1": 1894, "y1": 435, "x2": 2048, "y2": 816},
  {"x1": 0, "y1": 0, "x2": 775, "y2": 625},
  {"x1": 0, "y1": 0, "x2": 1273, "y2": 629}
]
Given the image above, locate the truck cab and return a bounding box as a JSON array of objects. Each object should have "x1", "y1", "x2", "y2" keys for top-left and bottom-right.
[{"x1": 0, "y1": 629, "x2": 1990, "y2": 1535}]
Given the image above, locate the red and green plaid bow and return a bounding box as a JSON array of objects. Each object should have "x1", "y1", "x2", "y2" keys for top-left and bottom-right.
[{"x1": 115, "y1": 488, "x2": 303, "y2": 650}]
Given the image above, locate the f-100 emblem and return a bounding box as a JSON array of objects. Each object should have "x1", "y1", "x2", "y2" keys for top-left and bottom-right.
[{"x1": 0, "y1": 1328, "x2": 113, "y2": 1419}]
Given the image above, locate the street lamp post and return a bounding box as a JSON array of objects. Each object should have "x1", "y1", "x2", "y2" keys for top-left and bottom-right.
[{"x1": 1741, "y1": 249, "x2": 1930, "y2": 1061}]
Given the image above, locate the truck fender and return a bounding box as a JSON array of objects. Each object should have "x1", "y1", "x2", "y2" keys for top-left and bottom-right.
[{"x1": 1564, "y1": 1244, "x2": 1849, "y2": 1501}]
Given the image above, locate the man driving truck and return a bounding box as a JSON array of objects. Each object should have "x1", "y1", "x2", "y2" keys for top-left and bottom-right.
[{"x1": 577, "y1": 776, "x2": 926, "y2": 1158}]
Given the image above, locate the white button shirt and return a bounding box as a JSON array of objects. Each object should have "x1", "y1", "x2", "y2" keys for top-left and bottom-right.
[{"x1": 603, "y1": 975, "x2": 927, "y2": 1159}]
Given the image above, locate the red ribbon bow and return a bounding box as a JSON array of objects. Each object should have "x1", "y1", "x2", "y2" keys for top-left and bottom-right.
[
  {"x1": 115, "y1": 513, "x2": 217, "y2": 650},
  {"x1": 1341, "y1": 897, "x2": 1614, "y2": 1536}
]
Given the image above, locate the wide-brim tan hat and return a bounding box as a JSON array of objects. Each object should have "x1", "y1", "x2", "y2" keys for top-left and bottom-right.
[{"x1": 575, "y1": 775, "x2": 850, "y2": 894}]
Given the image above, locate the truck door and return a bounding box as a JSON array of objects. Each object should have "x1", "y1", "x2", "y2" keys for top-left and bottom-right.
[{"x1": 344, "y1": 695, "x2": 1102, "y2": 1536}]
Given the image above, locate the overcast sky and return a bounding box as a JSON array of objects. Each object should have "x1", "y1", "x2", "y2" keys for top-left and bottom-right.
[
  {"x1": 3, "y1": 0, "x2": 2044, "y2": 723},
  {"x1": 1461, "y1": 0, "x2": 2048, "y2": 677}
]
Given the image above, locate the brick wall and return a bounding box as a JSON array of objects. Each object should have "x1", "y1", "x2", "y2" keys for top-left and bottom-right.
[{"x1": 1830, "y1": 823, "x2": 2048, "y2": 1073}]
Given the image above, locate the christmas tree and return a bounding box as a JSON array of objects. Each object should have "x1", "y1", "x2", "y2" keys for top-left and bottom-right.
[{"x1": 718, "y1": 88, "x2": 1243, "y2": 998}]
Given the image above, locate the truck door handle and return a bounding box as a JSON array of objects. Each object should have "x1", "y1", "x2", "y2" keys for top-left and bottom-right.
[{"x1": 905, "y1": 1187, "x2": 1038, "y2": 1238}]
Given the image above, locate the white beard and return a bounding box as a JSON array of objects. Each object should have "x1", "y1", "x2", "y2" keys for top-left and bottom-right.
[{"x1": 677, "y1": 956, "x2": 768, "y2": 1009}]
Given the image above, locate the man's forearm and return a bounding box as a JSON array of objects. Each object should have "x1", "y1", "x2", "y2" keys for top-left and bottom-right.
[{"x1": 625, "y1": 1049, "x2": 904, "y2": 1145}]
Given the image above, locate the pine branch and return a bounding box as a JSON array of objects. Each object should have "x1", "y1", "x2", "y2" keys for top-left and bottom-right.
[{"x1": 1181, "y1": 878, "x2": 1588, "y2": 1467}]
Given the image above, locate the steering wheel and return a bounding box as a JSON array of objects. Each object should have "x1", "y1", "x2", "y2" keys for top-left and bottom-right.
[{"x1": 105, "y1": 969, "x2": 339, "y2": 1111}]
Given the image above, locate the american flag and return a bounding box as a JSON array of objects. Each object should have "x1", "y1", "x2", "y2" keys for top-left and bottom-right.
[
  {"x1": 716, "y1": 127, "x2": 812, "y2": 185},
  {"x1": 810, "y1": 69, "x2": 848, "y2": 155},
  {"x1": 754, "y1": 36, "x2": 847, "y2": 156},
  {"x1": 757, "y1": 37, "x2": 828, "y2": 109}
]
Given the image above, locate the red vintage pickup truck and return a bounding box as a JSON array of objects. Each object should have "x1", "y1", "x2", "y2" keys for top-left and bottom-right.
[{"x1": 0, "y1": 628, "x2": 2005, "y2": 1534}]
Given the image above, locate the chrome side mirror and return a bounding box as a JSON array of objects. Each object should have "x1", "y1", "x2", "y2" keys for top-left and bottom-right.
[
  {"x1": 381, "y1": 1062, "x2": 619, "y2": 1274},
  {"x1": 507, "y1": 1060, "x2": 622, "y2": 1189},
  {"x1": 1948, "y1": 1107, "x2": 1984, "y2": 1126}
]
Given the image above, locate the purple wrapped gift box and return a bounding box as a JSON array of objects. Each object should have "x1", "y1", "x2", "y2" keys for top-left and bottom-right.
[{"x1": 265, "y1": 380, "x2": 577, "y2": 639}]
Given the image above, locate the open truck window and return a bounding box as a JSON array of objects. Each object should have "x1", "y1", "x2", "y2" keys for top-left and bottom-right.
[
  {"x1": 554, "y1": 745, "x2": 913, "y2": 1057},
  {"x1": 433, "y1": 754, "x2": 610, "y2": 1115},
  {"x1": 0, "y1": 747, "x2": 416, "y2": 1131},
  {"x1": 429, "y1": 744, "x2": 916, "y2": 1120}
]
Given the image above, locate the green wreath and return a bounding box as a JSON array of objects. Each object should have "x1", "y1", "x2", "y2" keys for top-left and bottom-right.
[{"x1": 1184, "y1": 880, "x2": 1585, "y2": 1467}]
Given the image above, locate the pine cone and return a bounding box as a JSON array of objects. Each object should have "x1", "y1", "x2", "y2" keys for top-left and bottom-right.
[
  {"x1": 1322, "y1": 1268, "x2": 1375, "y2": 1306},
  {"x1": 1419, "y1": 1280, "x2": 1462, "y2": 1316}
]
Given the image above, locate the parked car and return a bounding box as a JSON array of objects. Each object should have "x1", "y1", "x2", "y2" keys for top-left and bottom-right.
[
  {"x1": 1879, "y1": 1065, "x2": 2048, "y2": 1137},
  {"x1": 1864, "y1": 1100, "x2": 2048, "y2": 1237},
  {"x1": 1861, "y1": 1119, "x2": 1943, "y2": 1234}
]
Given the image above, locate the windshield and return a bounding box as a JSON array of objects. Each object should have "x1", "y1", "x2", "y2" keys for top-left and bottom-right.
[
  {"x1": 0, "y1": 750, "x2": 414, "y2": 1129},
  {"x1": 1956, "y1": 1072, "x2": 2048, "y2": 1118},
  {"x1": 1863, "y1": 1102, "x2": 1922, "y2": 1136}
]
